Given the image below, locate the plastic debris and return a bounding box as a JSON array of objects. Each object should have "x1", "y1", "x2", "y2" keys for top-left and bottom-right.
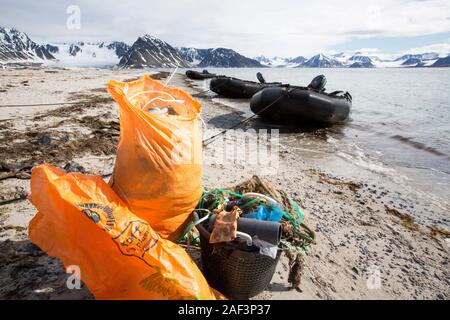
[
  {"x1": 209, "y1": 207, "x2": 241, "y2": 244},
  {"x1": 252, "y1": 236, "x2": 278, "y2": 259}
]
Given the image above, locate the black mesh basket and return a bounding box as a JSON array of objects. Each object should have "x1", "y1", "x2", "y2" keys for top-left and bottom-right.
[{"x1": 196, "y1": 219, "x2": 281, "y2": 300}]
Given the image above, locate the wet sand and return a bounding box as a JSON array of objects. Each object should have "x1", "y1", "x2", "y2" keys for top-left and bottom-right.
[{"x1": 0, "y1": 68, "x2": 449, "y2": 300}]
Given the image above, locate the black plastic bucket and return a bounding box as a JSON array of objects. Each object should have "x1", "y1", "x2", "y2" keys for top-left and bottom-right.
[{"x1": 195, "y1": 215, "x2": 281, "y2": 300}]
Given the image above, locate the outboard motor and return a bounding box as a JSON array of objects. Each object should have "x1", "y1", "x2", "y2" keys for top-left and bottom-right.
[
  {"x1": 257, "y1": 72, "x2": 266, "y2": 84},
  {"x1": 308, "y1": 75, "x2": 327, "y2": 91}
]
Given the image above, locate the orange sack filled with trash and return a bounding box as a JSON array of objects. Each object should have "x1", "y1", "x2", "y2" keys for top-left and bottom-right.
[
  {"x1": 28, "y1": 165, "x2": 215, "y2": 300},
  {"x1": 28, "y1": 75, "x2": 217, "y2": 299},
  {"x1": 108, "y1": 75, "x2": 203, "y2": 241}
]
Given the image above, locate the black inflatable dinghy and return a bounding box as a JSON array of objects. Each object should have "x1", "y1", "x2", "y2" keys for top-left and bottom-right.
[
  {"x1": 186, "y1": 69, "x2": 217, "y2": 80},
  {"x1": 210, "y1": 72, "x2": 280, "y2": 99},
  {"x1": 250, "y1": 76, "x2": 352, "y2": 124}
]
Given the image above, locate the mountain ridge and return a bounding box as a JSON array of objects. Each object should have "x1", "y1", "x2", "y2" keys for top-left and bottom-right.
[
  {"x1": 179, "y1": 47, "x2": 264, "y2": 68},
  {"x1": 118, "y1": 35, "x2": 189, "y2": 68},
  {"x1": 299, "y1": 53, "x2": 344, "y2": 68},
  {"x1": 1, "y1": 26, "x2": 449, "y2": 68},
  {"x1": 0, "y1": 27, "x2": 55, "y2": 61}
]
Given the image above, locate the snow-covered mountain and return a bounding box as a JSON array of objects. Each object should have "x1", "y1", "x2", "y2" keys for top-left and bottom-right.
[
  {"x1": 390, "y1": 52, "x2": 440, "y2": 67},
  {"x1": 347, "y1": 55, "x2": 375, "y2": 68},
  {"x1": 254, "y1": 55, "x2": 306, "y2": 67},
  {"x1": 197, "y1": 48, "x2": 263, "y2": 67},
  {"x1": 289, "y1": 55, "x2": 307, "y2": 65},
  {"x1": 179, "y1": 47, "x2": 263, "y2": 67},
  {"x1": 44, "y1": 44, "x2": 58, "y2": 55},
  {"x1": 0, "y1": 27, "x2": 129, "y2": 67},
  {"x1": 177, "y1": 47, "x2": 208, "y2": 66},
  {"x1": 299, "y1": 54, "x2": 343, "y2": 68},
  {"x1": 349, "y1": 55, "x2": 373, "y2": 64},
  {"x1": 49, "y1": 41, "x2": 130, "y2": 67},
  {"x1": 1, "y1": 26, "x2": 449, "y2": 69},
  {"x1": 118, "y1": 35, "x2": 189, "y2": 68},
  {"x1": 395, "y1": 53, "x2": 439, "y2": 62},
  {"x1": 0, "y1": 27, "x2": 55, "y2": 62},
  {"x1": 331, "y1": 52, "x2": 382, "y2": 67},
  {"x1": 255, "y1": 56, "x2": 293, "y2": 67},
  {"x1": 254, "y1": 51, "x2": 444, "y2": 68},
  {"x1": 402, "y1": 57, "x2": 423, "y2": 66},
  {"x1": 349, "y1": 62, "x2": 375, "y2": 68},
  {"x1": 431, "y1": 55, "x2": 450, "y2": 67},
  {"x1": 105, "y1": 41, "x2": 130, "y2": 58},
  {"x1": 254, "y1": 55, "x2": 274, "y2": 65}
]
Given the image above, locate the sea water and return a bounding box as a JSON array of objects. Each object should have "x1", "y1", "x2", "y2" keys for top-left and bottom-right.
[{"x1": 181, "y1": 67, "x2": 450, "y2": 227}]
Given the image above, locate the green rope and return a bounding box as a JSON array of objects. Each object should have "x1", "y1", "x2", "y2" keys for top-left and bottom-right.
[
  {"x1": 291, "y1": 199, "x2": 304, "y2": 223},
  {"x1": 197, "y1": 188, "x2": 304, "y2": 225},
  {"x1": 175, "y1": 209, "x2": 211, "y2": 243},
  {"x1": 176, "y1": 188, "x2": 306, "y2": 243},
  {"x1": 283, "y1": 199, "x2": 303, "y2": 227},
  {"x1": 239, "y1": 196, "x2": 265, "y2": 209}
]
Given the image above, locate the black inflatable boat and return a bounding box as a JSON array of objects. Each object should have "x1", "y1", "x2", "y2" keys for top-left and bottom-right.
[
  {"x1": 186, "y1": 69, "x2": 217, "y2": 80},
  {"x1": 250, "y1": 76, "x2": 352, "y2": 124},
  {"x1": 210, "y1": 73, "x2": 280, "y2": 99}
]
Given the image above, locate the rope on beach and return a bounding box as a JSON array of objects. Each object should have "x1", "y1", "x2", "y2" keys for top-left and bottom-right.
[
  {"x1": 0, "y1": 101, "x2": 93, "y2": 108},
  {"x1": 0, "y1": 172, "x2": 113, "y2": 206},
  {"x1": 191, "y1": 87, "x2": 213, "y2": 97},
  {"x1": 0, "y1": 195, "x2": 27, "y2": 206},
  {"x1": 202, "y1": 89, "x2": 289, "y2": 147}
]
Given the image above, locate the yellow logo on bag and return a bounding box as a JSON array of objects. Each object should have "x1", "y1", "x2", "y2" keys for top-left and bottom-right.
[
  {"x1": 78, "y1": 203, "x2": 116, "y2": 231},
  {"x1": 78, "y1": 203, "x2": 160, "y2": 264},
  {"x1": 113, "y1": 220, "x2": 160, "y2": 263}
]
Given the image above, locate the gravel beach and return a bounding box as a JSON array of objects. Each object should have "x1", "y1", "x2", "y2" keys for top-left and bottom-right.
[{"x1": 0, "y1": 67, "x2": 448, "y2": 300}]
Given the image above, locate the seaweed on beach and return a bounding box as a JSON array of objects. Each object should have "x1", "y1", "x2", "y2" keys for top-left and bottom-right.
[
  {"x1": 31, "y1": 97, "x2": 113, "y2": 120},
  {"x1": 311, "y1": 169, "x2": 362, "y2": 192},
  {"x1": 0, "y1": 93, "x2": 119, "y2": 177},
  {"x1": 285, "y1": 250, "x2": 305, "y2": 290},
  {"x1": 0, "y1": 127, "x2": 118, "y2": 176},
  {"x1": 384, "y1": 205, "x2": 421, "y2": 232},
  {"x1": 0, "y1": 239, "x2": 93, "y2": 300},
  {"x1": 385, "y1": 205, "x2": 450, "y2": 239},
  {"x1": 123, "y1": 71, "x2": 170, "y2": 83},
  {"x1": 429, "y1": 225, "x2": 450, "y2": 238}
]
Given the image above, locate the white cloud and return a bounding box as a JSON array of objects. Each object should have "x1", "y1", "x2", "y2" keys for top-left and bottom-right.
[
  {"x1": 1, "y1": 0, "x2": 450, "y2": 57},
  {"x1": 403, "y1": 43, "x2": 450, "y2": 56}
]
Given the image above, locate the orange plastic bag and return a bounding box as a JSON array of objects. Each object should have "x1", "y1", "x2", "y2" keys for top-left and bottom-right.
[
  {"x1": 28, "y1": 165, "x2": 216, "y2": 300},
  {"x1": 107, "y1": 75, "x2": 203, "y2": 241}
]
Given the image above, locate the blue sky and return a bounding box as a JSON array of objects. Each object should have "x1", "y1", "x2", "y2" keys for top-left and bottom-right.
[
  {"x1": 334, "y1": 32, "x2": 450, "y2": 54},
  {"x1": 1, "y1": 0, "x2": 450, "y2": 57}
]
